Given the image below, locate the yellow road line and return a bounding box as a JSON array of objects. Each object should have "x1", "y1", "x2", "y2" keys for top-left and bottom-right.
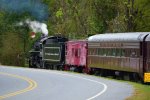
[{"x1": 0, "y1": 72, "x2": 37, "y2": 99}]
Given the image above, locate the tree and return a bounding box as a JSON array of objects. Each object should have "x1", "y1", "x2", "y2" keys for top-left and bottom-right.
[
  {"x1": 0, "y1": 12, "x2": 31, "y2": 66},
  {"x1": 134, "y1": 0, "x2": 150, "y2": 31},
  {"x1": 92, "y1": 0, "x2": 118, "y2": 33}
]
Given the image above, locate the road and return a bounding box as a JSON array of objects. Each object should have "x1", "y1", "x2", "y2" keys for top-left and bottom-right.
[{"x1": 0, "y1": 66, "x2": 133, "y2": 100}]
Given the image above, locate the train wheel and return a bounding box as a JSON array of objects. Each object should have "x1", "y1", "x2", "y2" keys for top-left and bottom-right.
[
  {"x1": 42, "y1": 62, "x2": 45, "y2": 69},
  {"x1": 57, "y1": 65, "x2": 60, "y2": 70},
  {"x1": 119, "y1": 72, "x2": 125, "y2": 80},
  {"x1": 82, "y1": 67, "x2": 89, "y2": 74},
  {"x1": 115, "y1": 71, "x2": 125, "y2": 80},
  {"x1": 64, "y1": 65, "x2": 69, "y2": 71},
  {"x1": 88, "y1": 68, "x2": 94, "y2": 75},
  {"x1": 36, "y1": 63, "x2": 41, "y2": 69},
  {"x1": 100, "y1": 69, "x2": 107, "y2": 77},
  {"x1": 94, "y1": 70, "x2": 100, "y2": 76},
  {"x1": 74, "y1": 67, "x2": 78, "y2": 72},
  {"x1": 49, "y1": 65, "x2": 54, "y2": 70},
  {"x1": 132, "y1": 73, "x2": 139, "y2": 82},
  {"x1": 53, "y1": 65, "x2": 58, "y2": 70},
  {"x1": 39, "y1": 60, "x2": 43, "y2": 69},
  {"x1": 59, "y1": 65, "x2": 63, "y2": 70},
  {"x1": 29, "y1": 60, "x2": 33, "y2": 68},
  {"x1": 129, "y1": 73, "x2": 135, "y2": 81},
  {"x1": 78, "y1": 67, "x2": 83, "y2": 73}
]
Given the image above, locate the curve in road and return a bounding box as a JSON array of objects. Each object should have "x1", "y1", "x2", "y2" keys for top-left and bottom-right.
[
  {"x1": 0, "y1": 66, "x2": 133, "y2": 100},
  {"x1": 0, "y1": 72, "x2": 37, "y2": 99},
  {"x1": 49, "y1": 71, "x2": 108, "y2": 100}
]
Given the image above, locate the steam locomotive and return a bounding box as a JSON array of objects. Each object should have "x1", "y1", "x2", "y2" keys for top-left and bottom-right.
[
  {"x1": 29, "y1": 32, "x2": 150, "y2": 83},
  {"x1": 29, "y1": 35, "x2": 68, "y2": 69}
]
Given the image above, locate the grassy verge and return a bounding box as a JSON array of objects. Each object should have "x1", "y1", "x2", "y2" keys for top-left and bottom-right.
[{"x1": 126, "y1": 82, "x2": 150, "y2": 100}]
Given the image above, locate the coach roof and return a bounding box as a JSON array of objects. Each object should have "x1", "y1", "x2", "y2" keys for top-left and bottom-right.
[{"x1": 88, "y1": 32, "x2": 150, "y2": 42}]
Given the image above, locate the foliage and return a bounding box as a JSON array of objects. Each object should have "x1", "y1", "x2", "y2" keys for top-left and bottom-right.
[
  {"x1": 1, "y1": 32, "x2": 24, "y2": 66},
  {"x1": 134, "y1": 0, "x2": 150, "y2": 32},
  {"x1": 0, "y1": 12, "x2": 32, "y2": 66},
  {"x1": 92, "y1": 0, "x2": 119, "y2": 33},
  {"x1": 0, "y1": 0, "x2": 150, "y2": 66}
]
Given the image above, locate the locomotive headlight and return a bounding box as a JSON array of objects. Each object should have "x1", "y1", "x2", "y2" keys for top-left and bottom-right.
[{"x1": 31, "y1": 32, "x2": 36, "y2": 38}]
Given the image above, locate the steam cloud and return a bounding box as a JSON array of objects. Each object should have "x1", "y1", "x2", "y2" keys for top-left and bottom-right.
[
  {"x1": 0, "y1": 0, "x2": 49, "y2": 21},
  {"x1": 26, "y1": 20, "x2": 48, "y2": 36},
  {"x1": 26, "y1": 19, "x2": 48, "y2": 36},
  {"x1": 17, "y1": 19, "x2": 48, "y2": 36}
]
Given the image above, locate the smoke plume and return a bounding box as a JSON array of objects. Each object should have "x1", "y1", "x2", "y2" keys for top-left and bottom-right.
[
  {"x1": 17, "y1": 19, "x2": 48, "y2": 36},
  {"x1": 0, "y1": 0, "x2": 49, "y2": 21},
  {"x1": 26, "y1": 19, "x2": 48, "y2": 36}
]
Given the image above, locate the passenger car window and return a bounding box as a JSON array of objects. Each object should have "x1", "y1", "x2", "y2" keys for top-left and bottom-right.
[
  {"x1": 112, "y1": 49, "x2": 116, "y2": 56},
  {"x1": 116, "y1": 49, "x2": 121, "y2": 57}
]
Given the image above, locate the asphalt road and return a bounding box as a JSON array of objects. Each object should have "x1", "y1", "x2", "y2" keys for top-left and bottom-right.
[{"x1": 0, "y1": 66, "x2": 133, "y2": 100}]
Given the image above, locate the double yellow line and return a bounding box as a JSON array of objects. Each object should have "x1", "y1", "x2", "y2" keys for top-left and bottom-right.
[{"x1": 0, "y1": 72, "x2": 37, "y2": 99}]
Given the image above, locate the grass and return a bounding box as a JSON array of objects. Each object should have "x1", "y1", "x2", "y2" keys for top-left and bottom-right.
[{"x1": 126, "y1": 82, "x2": 150, "y2": 100}]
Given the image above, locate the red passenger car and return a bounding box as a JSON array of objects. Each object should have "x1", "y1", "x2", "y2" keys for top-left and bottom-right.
[{"x1": 65, "y1": 41, "x2": 88, "y2": 72}]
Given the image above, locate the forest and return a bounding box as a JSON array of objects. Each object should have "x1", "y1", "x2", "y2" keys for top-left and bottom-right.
[{"x1": 0, "y1": 0, "x2": 150, "y2": 66}]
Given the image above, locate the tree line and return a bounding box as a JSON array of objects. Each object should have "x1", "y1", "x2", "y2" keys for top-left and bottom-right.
[{"x1": 0, "y1": 0, "x2": 150, "y2": 66}]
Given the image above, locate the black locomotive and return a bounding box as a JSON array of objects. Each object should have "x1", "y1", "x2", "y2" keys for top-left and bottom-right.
[{"x1": 29, "y1": 35, "x2": 68, "y2": 69}]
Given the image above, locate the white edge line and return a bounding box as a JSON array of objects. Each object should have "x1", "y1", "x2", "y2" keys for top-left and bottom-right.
[
  {"x1": 50, "y1": 71, "x2": 108, "y2": 100},
  {"x1": 1, "y1": 67, "x2": 107, "y2": 100}
]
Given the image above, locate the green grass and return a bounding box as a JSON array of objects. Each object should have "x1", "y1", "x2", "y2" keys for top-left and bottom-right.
[{"x1": 126, "y1": 82, "x2": 150, "y2": 100}]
